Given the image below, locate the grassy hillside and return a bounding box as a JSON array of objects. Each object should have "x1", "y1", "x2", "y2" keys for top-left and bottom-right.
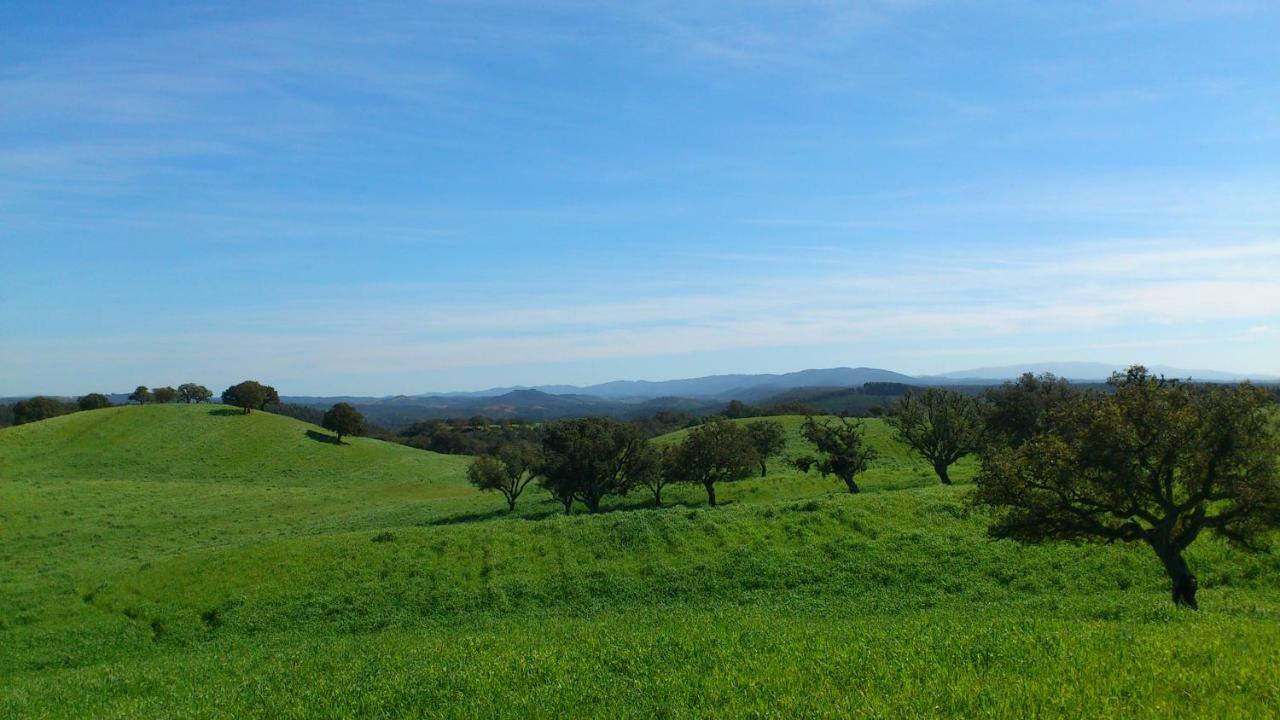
[{"x1": 2, "y1": 405, "x2": 1278, "y2": 718}]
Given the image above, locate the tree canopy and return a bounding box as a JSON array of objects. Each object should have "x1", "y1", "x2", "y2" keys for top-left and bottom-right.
[
  {"x1": 744, "y1": 420, "x2": 787, "y2": 477},
  {"x1": 76, "y1": 393, "x2": 112, "y2": 411},
  {"x1": 981, "y1": 372, "x2": 1077, "y2": 449},
  {"x1": 13, "y1": 396, "x2": 75, "y2": 425},
  {"x1": 975, "y1": 366, "x2": 1280, "y2": 609},
  {"x1": 887, "y1": 388, "x2": 982, "y2": 484},
  {"x1": 666, "y1": 417, "x2": 757, "y2": 506},
  {"x1": 467, "y1": 442, "x2": 542, "y2": 511},
  {"x1": 797, "y1": 416, "x2": 877, "y2": 494},
  {"x1": 538, "y1": 417, "x2": 651, "y2": 513},
  {"x1": 321, "y1": 402, "x2": 366, "y2": 443},
  {"x1": 128, "y1": 386, "x2": 153, "y2": 404},
  {"x1": 153, "y1": 386, "x2": 179, "y2": 404},
  {"x1": 221, "y1": 381, "x2": 279, "y2": 414},
  {"x1": 178, "y1": 383, "x2": 213, "y2": 404}
]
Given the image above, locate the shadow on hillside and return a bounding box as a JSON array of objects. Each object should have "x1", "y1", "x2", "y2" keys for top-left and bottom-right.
[
  {"x1": 207, "y1": 408, "x2": 243, "y2": 417},
  {"x1": 426, "y1": 496, "x2": 718, "y2": 526},
  {"x1": 427, "y1": 506, "x2": 564, "y2": 526},
  {"x1": 305, "y1": 430, "x2": 342, "y2": 445}
]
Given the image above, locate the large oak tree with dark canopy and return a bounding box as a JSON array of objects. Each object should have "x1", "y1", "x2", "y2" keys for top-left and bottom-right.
[
  {"x1": 975, "y1": 367, "x2": 1280, "y2": 609},
  {"x1": 12, "y1": 396, "x2": 75, "y2": 425},
  {"x1": 888, "y1": 387, "x2": 982, "y2": 484},
  {"x1": 129, "y1": 386, "x2": 153, "y2": 405},
  {"x1": 981, "y1": 372, "x2": 1077, "y2": 450},
  {"x1": 744, "y1": 420, "x2": 787, "y2": 477},
  {"x1": 467, "y1": 442, "x2": 542, "y2": 511},
  {"x1": 152, "y1": 386, "x2": 179, "y2": 404},
  {"x1": 797, "y1": 416, "x2": 877, "y2": 493},
  {"x1": 321, "y1": 402, "x2": 366, "y2": 443},
  {"x1": 221, "y1": 381, "x2": 279, "y2": 414},
  {"x1": 76, "y1": 393, "x2": 112, "y2": 411},
  {"x1": 178, "y1": 383, "x2": 213, "y2": 404},
  {"x1": 666, "y1": 417, "x2": 757, "y2": 506},
  {"x1": 538, "y1": 417, "x2": 651, "y2": 514}
]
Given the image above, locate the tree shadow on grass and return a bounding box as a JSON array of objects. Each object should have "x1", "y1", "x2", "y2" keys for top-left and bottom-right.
[
  {"x1": 207, "y1": 408, "x2": 243, "y2": 417},
  {"x1": 427, "y1": 506, "x2": 563, "y2": 526},
  {"x1": 305, "y1": 429, "x2": 342, "y2": 445}
]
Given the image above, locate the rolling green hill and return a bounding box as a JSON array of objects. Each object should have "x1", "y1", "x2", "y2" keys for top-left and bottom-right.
[{"x1": 2, "y1": 405, "x2": 1278, "y2": 718}]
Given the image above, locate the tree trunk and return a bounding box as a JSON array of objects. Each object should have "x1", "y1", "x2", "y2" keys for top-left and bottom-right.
[
  {"x1": 933, "y1": 460, "x2": 952, "y2": 485},
  {"x1": 1158, "y1": 547, "x2": 1199, "y2": 609},
  {"x1": 760, "y1": 461, "x2": 768, "y2": 477},
  {"x1": 562, "y1": 497, "x2": 573, "y2": 515},
  {"x1": 704, "y1": 481, "x2": 717, "y2": 507},
  {"x1": 842, "y1": 475, "x2": 860, "y2": 494},
  {"x1": 652, "y1": 487, "x2": 662, "y2": 507}
]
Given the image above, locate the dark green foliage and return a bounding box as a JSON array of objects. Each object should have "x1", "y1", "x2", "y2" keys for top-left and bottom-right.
[
  {"x1": 745, "y1": 420, "x2": 787, "y2": 476},
  {"x1": 467, "y1": 442, "x2": 541, "y2": 511},
  {"x1": 755, "y1": 383, "x2": 910, "y2": 416},
  {"x1": 629, "y1": 440, "x2": 670, "y2": 502},
  {"x1": 981, "y1": 373, "x2": 1077, "y2": 449},
  {"x1": 398, "y1": 418, "x2": 541, "y2": 455},
  {"x1": 975, "y1": 366, "x2": 1280, "y2": 609},
  {"x1": 153, "y1": 386, "x2": 180, "y2": 404},
  {"x1": 538, "y1": 417, "x2": 651, "y2": 513},
  {"x1": 177, "y1": 383, "x2": 213, "y2": 404},
  {"x1": 221, "y1": 380, "x2": 279, "y2": 414},
  {"x1": 630, "y1": 410, "x2": 698, "y2": 438},
  {"x1": 0, "y1": 403, "x2": 13, "y2": 428},
  {"x1": 12, "y1": 396, "x2": 75, "y2": 425},
  {"x1": 77, "y1": 393, "x2": 112, "y2": 411},
  {"x1": 129, "y1": 386, "x2": 153, "y2": 404},
  {"x1": 666, "y1": 417, "x2": 757, "y2": 506},
  {"x1": 322, "y1": 403, "x2": 366, "y2": 443},
  {"x1": 888, "y1": 388, "x2": 982, "y2": 484},
  {"x1": 797, "y1": 416, "x2": 877, "y2": 493}
]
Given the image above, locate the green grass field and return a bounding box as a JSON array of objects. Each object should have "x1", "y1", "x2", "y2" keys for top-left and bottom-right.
[{"x1": 2, "y1": 405, "x2": 1278, "y2": 718}]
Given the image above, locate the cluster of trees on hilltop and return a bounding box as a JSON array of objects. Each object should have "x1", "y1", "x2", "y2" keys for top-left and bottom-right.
[
  {"x1": 0, "y1": 381, "x2": 222, "y2": 427},
  {"x1": 127, "y1": 383, "x2": 215, "y2": 405},
  {"x1": 220, "y1": 381, "x2": 279, "y2": 414},
  {"x1": 459, "y1": 367, "x2": 1280, "y2": 609}
]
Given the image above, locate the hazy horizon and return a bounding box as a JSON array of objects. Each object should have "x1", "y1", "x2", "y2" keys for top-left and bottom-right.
[{"x1": 5, "y1": 2, "x2": 1279, "y2": 395}]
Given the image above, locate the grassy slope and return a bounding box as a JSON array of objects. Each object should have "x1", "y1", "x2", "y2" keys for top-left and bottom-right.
[{"x1": 2, "y1": 406, "x2": 1278, "y2": 718}]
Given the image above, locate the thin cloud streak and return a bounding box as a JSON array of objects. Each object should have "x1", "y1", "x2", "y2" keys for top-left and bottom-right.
[{"x1": 6, "y1": 240, "x2": 1276, "y2": 394}]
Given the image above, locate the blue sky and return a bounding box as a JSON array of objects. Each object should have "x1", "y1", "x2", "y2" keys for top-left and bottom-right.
[{"x1": 3, "y1": 1, "x2": 1279, "y2": 395}]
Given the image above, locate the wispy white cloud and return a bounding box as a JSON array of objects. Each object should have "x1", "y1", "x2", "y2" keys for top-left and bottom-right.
[{"x1": 7, "y1": 239, "x2": 1276, "y2": 393}]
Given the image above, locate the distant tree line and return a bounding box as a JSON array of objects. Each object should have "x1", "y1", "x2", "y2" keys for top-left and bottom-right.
[{"x1": 0, "y1": 382, "x2": 218, "y2": 427}]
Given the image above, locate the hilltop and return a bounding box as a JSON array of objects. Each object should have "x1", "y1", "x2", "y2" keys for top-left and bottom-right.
[{"x1": 2, "y1": 405, "x2": 1278, "y2": 717}]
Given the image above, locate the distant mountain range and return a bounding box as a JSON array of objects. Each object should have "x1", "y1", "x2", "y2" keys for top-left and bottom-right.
[
  {"x1": 268, "y1": 362, "x2": 1276, "y2": 427},
  {"x1": 9, "y1": 363, "x2": 1273, "y2": 428},
  {"x1": 419, "y1": 367, "x2": 920, "y2": 401},
  {"x1": 413, "y1": 362, "x2": 1276, "y2": 401}
]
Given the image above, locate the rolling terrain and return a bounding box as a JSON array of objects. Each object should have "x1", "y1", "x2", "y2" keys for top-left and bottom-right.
[{"x1": 2, "y1": 406, "x2": 1278, "y2": 718}]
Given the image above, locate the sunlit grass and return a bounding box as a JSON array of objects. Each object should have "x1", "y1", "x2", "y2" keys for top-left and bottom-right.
[{"x1": 1, "y1": 405, "x2": 1276, "y2": 718}]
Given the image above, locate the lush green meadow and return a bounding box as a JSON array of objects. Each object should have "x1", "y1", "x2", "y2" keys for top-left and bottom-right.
[{"x1": 2, "y1": 406, "x2": 1278, "y2": 718}]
